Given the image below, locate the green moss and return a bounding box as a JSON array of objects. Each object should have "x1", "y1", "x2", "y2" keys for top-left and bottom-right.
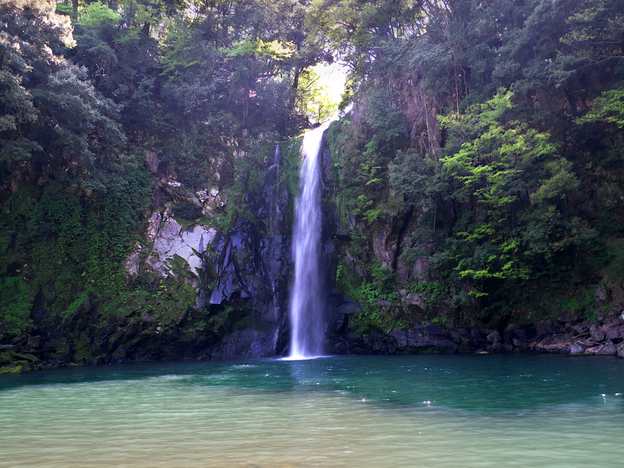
[
  {"x1": 52, "y1": 339, "x2": 70, "y2": 360},
  {"x1": 0, "y1": 365, "x2": 22, "y2": 374}
]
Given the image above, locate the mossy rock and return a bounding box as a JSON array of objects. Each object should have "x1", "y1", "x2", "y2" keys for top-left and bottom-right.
[
  {"x1": 0, "y1": 364, "x2": 22, "y2": 374},
  {"x1": 15, "y1": 352, "x2": 38, "y2": 362},
  {"x1": 52, "y1": 338, "x2": 70, "y2": 360},
  {"x1": 73, "y1": 333, "x2": 93, "y2": 363}
]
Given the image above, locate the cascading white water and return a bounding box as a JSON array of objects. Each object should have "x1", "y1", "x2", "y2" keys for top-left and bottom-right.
[{"x1": 288, "y1": 123, "x2": 330, "y2": 359}]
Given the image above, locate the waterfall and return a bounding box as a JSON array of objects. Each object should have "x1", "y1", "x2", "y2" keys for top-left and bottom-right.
[{"x1": 288, "y1": 123, "x2": 330, "y2": 359}]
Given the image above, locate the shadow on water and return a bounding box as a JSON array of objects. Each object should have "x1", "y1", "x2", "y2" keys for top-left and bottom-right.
[{"x1": 2, "y1": 354, "x2": 624, "y2": 412}]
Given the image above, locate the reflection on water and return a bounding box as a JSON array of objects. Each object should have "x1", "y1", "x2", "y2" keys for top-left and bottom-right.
[{"x1": 1, "y1": 355, "x2": 623, "y2": 467}]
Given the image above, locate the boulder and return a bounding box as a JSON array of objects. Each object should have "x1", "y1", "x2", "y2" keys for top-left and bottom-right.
[
  {"x1": 389, "y1": 330, "x2": 408, "y2": 349},
  {"x1": 490, "y1": 341, "x2": 502, "y2": 352},
  {"x1": 597, "y1": 340, "x2": 617, "y2": 356},
  {"x1": 471, "y1": 328, "x2": 482, "y2": 346},
  {"x1": 606, "y1": 327, "x2": 621, "y2": 342},
  {"x1": 486, "y1": 330, "x2": 500, "y2": 343},
  {"x1": 617, "y1": 342, "x2": 624, "y2": 358},
  {"x1": 570, "y1": 342, "x2": 586, "y2": 355},
  {"x1": 424, "y1": 324, "x2": 442, "y2": 336},
  {"x1": 405, "y1": 292, "x2": 426, "y2": 310},
  {"x1": 513, "y1": 328, "x2": 526, "y2": 339},
  {"x1": 571, "y1": 324, "x2": 586, "y2": 335},
  {"x1": 503, "y1": 324, "x2": 517, "y2": 342},
  {"x1": 590, "y1": 324, "x2": 606, "y2": 343}
]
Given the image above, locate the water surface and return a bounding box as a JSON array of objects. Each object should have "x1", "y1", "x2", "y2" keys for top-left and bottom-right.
[{"x1": 1, "y1": 355, "x2": 622, "y2": 467}]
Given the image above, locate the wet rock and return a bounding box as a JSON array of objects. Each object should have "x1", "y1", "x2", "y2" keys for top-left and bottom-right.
[
  {"x1": 570, "y1": 342, "x2": 586, "y2": 355},
  {"x1": 458, "y1": 328, "x2": 470, "y2": 346},
  {"x1": 350, "y1": 328, "x2": 459, "y2": 355},
  {"x1": 486, "y1": 330, "x2": 500, "y2": 343},
  {"x1": 597, "y1": 340, "x2": 617, "y2": 356},
  {"x1": 503, "y1": 324, "x2": 517, "y2": 343},
  {"x1": 514, "y1": 328, "x2": 527, "y2": 339},
  {"x1": 424, "y1": 324, "x2": 442, "y2": 336},
  {"x1": 471, "y1": 328, "x2": 482, "y2": 346},
  {"x1": 617, "y1": 343, "x2": 624, "y2": 358},
  {"x1": 590, "y1": 324, "x2": 606, "y2": 342},
  {"x1": 571, "y1": 324, "x2": 587, "y2": 336},
  {"x1": 333, "y1": 314, "x2": 348, "y2": 334},
  {"x1": 389, "y1": 330, "x2": 408, "y2": 348},
  {"x1": 210, "y1": 329, "x2": 276, "y2": 360},
  {"x1": 328, "y1": 293, "x2": 361, "y2": 316},
  {"x1": 605, "y1": 327, "x2": 621, "y2": 342},
  {"x1": 488, "y1": 341, "x2": 501, "y2": 352},
  {"x1": 558, "y1": 315, "x2": 578, "y2": 323},
  {"x1": 372, "y1": 335, "x2": 383, "y2": 352},
  {"x1": 407, "y1": 332, "x2": 428, "y2": 347}
]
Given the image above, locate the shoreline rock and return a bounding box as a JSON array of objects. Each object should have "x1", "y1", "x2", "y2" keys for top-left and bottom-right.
[
  {"x1": 328, "y1": 312, "x2": 624, "y2": 358},
  {"x1": 3, "y1": 312, "x2": 624, "y2": 374}
]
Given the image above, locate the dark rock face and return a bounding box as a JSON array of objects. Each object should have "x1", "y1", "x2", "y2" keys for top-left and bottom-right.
[
  {"x1": 207, "y1": 328, "x2": 280, "y2": 360},
  {"x1": 322, "y1": 310, "x2": 624, "y2": 358},
  {"x1": 204, "y1": 221, "x2": 288, "y2": 323},
  {"x1": 197, "y1": 145, "x2": 293, "y2": 358}
]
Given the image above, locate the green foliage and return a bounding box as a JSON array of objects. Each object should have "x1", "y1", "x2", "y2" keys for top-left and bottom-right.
[
  {"x1": 386, "y1": 86, "x2": 603, "y2": 318},
  {"x1": 560, "y1": 0, "x2": 624, "y2": 64},
  {"x1": 308, "y1": 0, "x2": 423, "y2": 77},
  {"x1": 173, "y1": 202, "x2": 203, "y2": 221},
  {"x1": 297, "y1": 68, "x2": 340, "y2": 123},
  {"x1": 76, "y1": 1, "x2": 121, "y2": 29},
  {"x1": 0, "y1": 277, "x2": 35, "y2": 340},
  {"x1": 575, "y1": 89, "x2": 624, "y2": 130},
  {"x1": 337, "y1": 256, "x2": 401, "y2": 334},
  {"x1": 438, "y1": 90, "x2": 564, "y2": 283},
  {"x1": 2, "y1": 0, "x2": 624, "y2": 357},
  {"x1": 0, "y1": 150, "x2": 151, "y2": 340}
]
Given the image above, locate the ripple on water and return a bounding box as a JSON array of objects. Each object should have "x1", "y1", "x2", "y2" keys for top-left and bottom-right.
[{"x1": 1, "y1": 355, "x2": 623, "y2": 467}]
